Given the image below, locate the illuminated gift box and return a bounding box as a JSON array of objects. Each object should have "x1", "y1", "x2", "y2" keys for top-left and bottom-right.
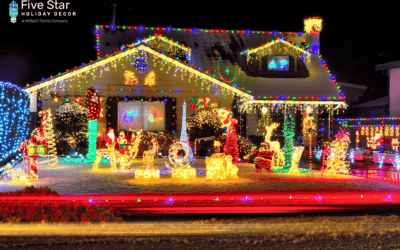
[
  {"x1": 172, "y1": 167, "x2": 196, "y2": 181},
  {"x1": 135, "y1": 168, "x2": 160, "y2": 181},
  {"x1": 28, "y1": 146, "x2": 48, "y2": 156},
  {"x1": 206, "y1": 153, "x2": 238, "y2": 180}
]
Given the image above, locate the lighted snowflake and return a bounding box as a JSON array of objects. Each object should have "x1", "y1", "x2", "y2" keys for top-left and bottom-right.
[{"x1": 134, "y1": 57, "x2": 148, "y2": 72}]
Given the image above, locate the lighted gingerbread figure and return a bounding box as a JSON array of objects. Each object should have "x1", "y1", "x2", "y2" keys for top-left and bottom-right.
[
  {"x1": 117, "y1": 131, "x2": 128, "y2": 155},
  {"x1": 252, "y1": 141, "x2": 275, "y2": 173},
  {"x1": 392, "y1": 138, "x2": 399, "y2": 152}
]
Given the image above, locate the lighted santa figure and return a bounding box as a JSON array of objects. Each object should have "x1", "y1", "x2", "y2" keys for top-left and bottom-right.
[
  {"x1": 117, "y1": 131, "x2": 128, "y2": 155},
  {"x1": 252, "y1": 141, "x2": 275, "y2": 173},
  {"x1": 373, "y1": 131, "x2": 383, "y2": 151},
  {"x1": 105, "y1": 128, "x2": 115, "y2": 149}
]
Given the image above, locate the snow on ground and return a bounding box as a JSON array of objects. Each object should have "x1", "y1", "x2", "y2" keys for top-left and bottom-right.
[{"x1": 1, "y1": 158, "x2": 400, "y2": 195}]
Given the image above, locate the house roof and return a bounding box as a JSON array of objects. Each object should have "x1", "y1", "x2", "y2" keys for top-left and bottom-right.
[
  {"x1": 337, "y1": 82, "x2": 368, "y2": 90},
  {"x1": 376, "y1": 61, "x2": 400, "y2": 71},
  {"x1": 95, "y1": 25, "x2": 346, "y2": 106},
  {"x1": 352, "y1": 96, "x2": 388, "y2": 108},
  {"x1": 24, "y1": 43, "x2": 253, "y2": 100}
]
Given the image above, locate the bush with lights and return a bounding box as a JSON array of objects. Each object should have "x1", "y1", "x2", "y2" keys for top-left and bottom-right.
[{"x1": 55, "y1": 101, "x2": 88, "y2": 156}]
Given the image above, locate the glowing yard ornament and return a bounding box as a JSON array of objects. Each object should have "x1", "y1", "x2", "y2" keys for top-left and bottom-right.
[
  {"x1": 395, "y1": 155, "x2": 400, "y2": 171},
  {"x1": 135, "y1": 168, "x2": 160, "y2": 181},
  {"x1": 367, "y1": 137, "x2": 374, "y2": 149},
  {"x1": 124, "y1": 70, "x2": 139, "y2": 85},
  {"x1": 324, "y1": 130, "x2": 350, "y2": 175},
  {"x1": 350, "y1": 149, "x2": 355, "y2": 164},
  {"x1": 136, "y1": 137, "x2": 160, "y2": 181},
  {"x1": 215, "y1": 108, "x2": 233, "y2": 134},
  {"x1": 168, "y1": 142, "x2": 196, "y2": 181},
  {"x1": 377, "y1": 154, "x2": 385, "y2": 169},
  {"x1": 142, "y1": 137, "x2": 159, "y2": 166},
  {"x1": 180, "y1": 101, "x2": 196, "y2": 164},
  {"x1": 145, "y1": 71, "x2": 156, "y2": 86},
  {"x1": 9, "y1": 169, "x2": 31, "y2": 185},
  {"x1": 93, "y1": 128, "x2": 129, "y2": 172},
  {"x1": 373, "y1": 132, "x2": 383, "y2": 150},
  {"x1": 128, "y1": 130, "x2": 142, "y2": 161},
  {"x1": 289, "y1": 146, "x2": 304, "y2": 174},
  {"x1": 392, "y1": 138, "x2": 399, "y2": 152},
  {"x1": 206, "y1": 153, "x2": 238, "y2": 181},
  {"x1": 264, "y1": 123, "x2": 284, "y2": 168}
]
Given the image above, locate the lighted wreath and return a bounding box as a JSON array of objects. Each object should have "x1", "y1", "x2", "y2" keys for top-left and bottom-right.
[{"x1": 134, "y1": 57, "x2": 148, "y2": 72}]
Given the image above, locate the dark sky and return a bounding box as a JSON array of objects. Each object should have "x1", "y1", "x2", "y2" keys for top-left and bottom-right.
[{"x1": 1, "y1": 1, "x2": 398, "y2": 99}]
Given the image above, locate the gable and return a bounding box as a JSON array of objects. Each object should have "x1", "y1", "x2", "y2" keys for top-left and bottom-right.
[{"x1": 25, "y1": 44, "x2": 253, "y2": 101}]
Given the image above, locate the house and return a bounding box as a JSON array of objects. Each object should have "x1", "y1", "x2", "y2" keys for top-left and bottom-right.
[
  {"x1": 25, "y1": 17, "x2": 346, "y2": 155},
  {"x1": 375, "y1": 60, "x2": 400, "y2": 117}
]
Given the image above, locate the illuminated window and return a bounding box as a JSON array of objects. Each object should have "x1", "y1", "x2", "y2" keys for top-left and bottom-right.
[
  {"x1": 267, "y1": 56, "x2": 289, "y2": 71},
  {"x1": 118, "y1": 101, "x2": 165, "y2": 131}
]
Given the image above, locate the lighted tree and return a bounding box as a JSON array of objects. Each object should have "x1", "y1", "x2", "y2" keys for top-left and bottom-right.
[
  {"x1": 85, "y1": 88, "x2": 101, "y2": 161},
  {"x1": 324, "y1": 131, "x2": 350, "y2": 175},
  {"x1": 283, "y1": 112, "x2": 295, "y2": 172},
  {"x1": 44, "y1": 109, "x2": 57, "y2": 159},
  {"x1": 223, "y1": 118, "x2": 239, "y2": 163},
  {"x1": 180, "y1": 101, "x2": 195, "y2": 164}
]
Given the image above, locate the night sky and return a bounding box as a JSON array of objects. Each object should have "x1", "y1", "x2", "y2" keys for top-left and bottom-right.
[{"x1": 1, "y1": 1, "x2": 398, "y2": 101}]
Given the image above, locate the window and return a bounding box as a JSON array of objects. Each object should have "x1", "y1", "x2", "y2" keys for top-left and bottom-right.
[
  {"x1": 267, "y1": 56, "x2": 289, "y2": 70},
  {"x1": 118, "y1": 101, "x2": 165, "y2": 131}
]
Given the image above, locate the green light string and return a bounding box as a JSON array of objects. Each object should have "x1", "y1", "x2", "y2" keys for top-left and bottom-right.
[
  {"x1": 283, "y1": 112, "x2": 295, "y2": 172},
  {"x1": 87, "y1": 120, "x2": 98, "y2": 161}
]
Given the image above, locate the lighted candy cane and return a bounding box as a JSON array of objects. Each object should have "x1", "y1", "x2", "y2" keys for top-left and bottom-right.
[{"x1": 38, "y1": 110, "x2": 47, "y2": 131}]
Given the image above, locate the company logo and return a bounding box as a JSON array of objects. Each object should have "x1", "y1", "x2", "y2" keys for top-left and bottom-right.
[{"x1": 9, "y1": 1, "x2": 18, "y2": 23}]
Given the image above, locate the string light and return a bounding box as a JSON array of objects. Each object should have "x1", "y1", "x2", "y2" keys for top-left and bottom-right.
[
  {"x1": 40, "y1": 109, "x2": 58, "y2": 164},
  {"x1": 283, "y1": 112, "x2": 295, "y2": 172},
  {"x1": 144, "y1": 71, "x2": 156, "y2": 86},
  {"x1": 324, "y1": 131, "x2": 350, "y2": 175},
  {"x1": 0, "y1": 81, "x2": 30, "y2": 165}
]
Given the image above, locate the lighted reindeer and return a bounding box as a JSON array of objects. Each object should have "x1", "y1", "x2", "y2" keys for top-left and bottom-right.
[{"x1": 264, "y1": 123, "x2": 284, "y2": 168}]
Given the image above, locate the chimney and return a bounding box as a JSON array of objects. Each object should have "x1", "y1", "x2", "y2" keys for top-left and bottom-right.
[
  {"x1": 111, "y1": 4, "x2": 117, "y2": 26},
  {"x1": 304, "y1": 17, "x2": 322, "y2": 55}
]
